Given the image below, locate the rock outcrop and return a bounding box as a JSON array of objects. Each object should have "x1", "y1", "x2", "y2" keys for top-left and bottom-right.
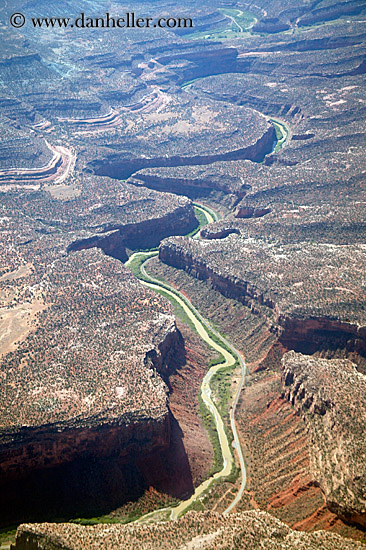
[
  {"x1": 91, "y1": 125, "x2": 275, "y2": 180},
  {"x1": 158, "y1": 236, "x2": 366, "y2": 369},
  {"x1": 0, "y1": 411, "x2": 172, "y2": 525},
  {"x1": 252, "y1": 17, "x2": 290, "y2": 34},
  {"x1": 282, "y1": 351, "x2": 366, "y2": 527},
  {"x1": 0, "y1": 246, "x2": 184, "y2": 525},
  {"x1": 234, "y1": 206, "x2": 271, "y2": 219},
  {"x1": 67, "y1": 200, "x2": 197, "y2": 257},
  {"x1": 200, "y1": 226, "x2": 240, "y2": 240},
  {"x1": 159, "y1": 237, "x2": 277, "y2": 312},
  {"x1": 127, "y1": 162, "x2": 249, "y2": 202},
  {"x1": 11, "y1": 510, "x2": 364, "y2": 550}
]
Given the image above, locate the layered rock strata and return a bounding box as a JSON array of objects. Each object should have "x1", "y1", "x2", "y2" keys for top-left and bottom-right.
[
  {"x1": 91, "y1": 125, "x2": 275, "y2": 180},
  {"x1": 80, "y1": 96, "x2": 274, "y2": 180},
  {"x1": 127, "y1": 162, "x2": 249, "y2": 202},
  {"x1": 282, "y1": 351, "x2": 366, "y2": 527},
  {"x1": 0, "y1": 247, "x2": 182, "y2": 524},
  {"x1": 159, "y1": 236, "x2": 366, "y2": 362},
  {"x1": 0, "y1": 180, "x2": 196, "y2": 524}
]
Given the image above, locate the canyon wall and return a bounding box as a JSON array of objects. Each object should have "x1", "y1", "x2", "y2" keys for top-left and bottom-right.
[
  {"x1": 91, "y1": 126, "x2": 275, "y2": 180},
  {"x1": 67, "y1": 202, "x2": 198, "y2": 259},
  {"x1": 128, "y1": 173, "x2": 242, "y2": 200},
  {"x1": 159, "y1": 240, "x2": 277, "y2": 313},
  {"x1": 279, "y1": 316, "x2": 366, "y2": 357},
  {"x1": 159, "y1": 242, "x2": 366, "y2": 527},
  {"x1": 281, "y1": 351, "x2": 366, "y2": 527},
  {"x1": 159, "y1": 241, "x2": 366, "y2": 362},
  {"x1": 0, "y1": 324, "x2": 183, "y2": 526}
]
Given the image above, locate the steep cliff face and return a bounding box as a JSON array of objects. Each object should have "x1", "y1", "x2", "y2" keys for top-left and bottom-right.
[
  {"x1": 0, "y1": 417, "x2": 172, "y2": 526},
  {"x1": 0, "y1": 322, "x2": 183, "y2": 526},
  {"x1": 0, "y1": 319, "x2": 183, "y2": 478},
  {"x1": 158, "y1": 47, "x2": 239, "y2": 83},
  {"x1": 115, "y1": 203, "x2": 198, "y2": 250},
  {"x1": 235, "y1": 206, "x2": 271, "y2": 219},
  {"x1": 158, "y1": 239, "x2": 366, "y2": 368},
  {"x1": 91, "y1": 126, "x2": 276, "y2": 180},
  {"x1": 144, "y1": 322, "x2": 184, "y2": 377},
  {"x1": 281, "y1": 351, "x2": 366, "y2": 527},
  {"x1": 67, "y1": 202, "x2": 197, "y2": 258},
  {"x1": 0, "y1": 411, "x2": 170, "y2": 481},
  {"x1": 279, "y1": 317, "x2": 366, "y2": 359},
  {"x1": 252, "y1": 17, "x2": 290, "y2": 34},
  {"x1": 200, "y1": 226, "x2": 240, "y2": 240},
  {"x1": 127, "y1": 172, "x2": 245, "y2": 201},
  {"x1": 159, "y1": 241, "x2": 277, "y2": 313},
  {"x1": 67, "y1": 229, "x2": 129, "y2": 261}
]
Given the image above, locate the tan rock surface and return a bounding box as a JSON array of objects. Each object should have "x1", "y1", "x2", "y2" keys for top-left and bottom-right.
[
  {"x1": 12, "y1": 511, "x2": 364, "y2": 550},
  {"x1": 282, "y1": 351, "x2": 366, "y2": 526}
]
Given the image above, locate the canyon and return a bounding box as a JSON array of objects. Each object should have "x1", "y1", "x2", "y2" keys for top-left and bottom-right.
[
  {"x1": 90, "y1": 125, "x2": 275, "y2": 180},
  {"x1": 0, "y1": 183, "x2": 198, "y2": 526},
  {"x1": 159, "y1": 237, "x2": 366, "y2": 360},
  {"x1": 0, "y1": 0, "x2": 365, "y2": 547}
]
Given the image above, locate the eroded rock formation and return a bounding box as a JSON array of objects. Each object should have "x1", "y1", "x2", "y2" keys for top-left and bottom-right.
[
  {"x1": 0, "y1": 179, "x2": 195, "y2": 525},
  {"x1": 90, "y1": 124, "x2": 275, "y2": 180},
  {"x1": 11, "y1": 510, "x2": 364, "y2": 550},
  {"x1": 158, "y1": 236, "x2": 366, "y2": 369},
  {"x1": 281, "y1": 351, "x2": 366, "y2": 527},
  {"x1": 0, "y1": 246, "x2": 184, "y2": 525}
]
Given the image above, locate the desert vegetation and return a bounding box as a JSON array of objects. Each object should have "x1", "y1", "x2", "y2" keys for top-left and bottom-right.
[
  {"x1": 1, "y1": 0, "x2": 365, "y2": 545},
  {"x1": 282, "y1": 351, "x2": 366, "y2": 527},
  {"x1": 13, "y1": 510, "x2": 365, "y2": 550}
]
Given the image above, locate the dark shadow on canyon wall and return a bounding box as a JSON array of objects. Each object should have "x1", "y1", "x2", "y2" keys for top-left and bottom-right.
[
  {"x1": 0, "y1": 326, "x2": 193, "y2": 528},
  {"x1": 137, "y1": 411, "x2": 194, "y2": 501},
  {"x1": 0, "y1": 452, "x2": 148, "y2": 526},
  {"x1": 280, "y1": 328, "x2": 366, "y2": 374},
  {"x1": 0, "y1": 412, "x2": 193, "y2": 527}
]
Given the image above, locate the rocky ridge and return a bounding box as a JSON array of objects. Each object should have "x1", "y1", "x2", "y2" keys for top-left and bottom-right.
[
  {"x1": 159, "y1": 235, "x2": 366, "y2": 341},
  {"x1": 282, "y1": 351, "x2": 366, "y2": 527},
  {"x1": 11, "y1": 510, "x2": 364, "y2": 550}
]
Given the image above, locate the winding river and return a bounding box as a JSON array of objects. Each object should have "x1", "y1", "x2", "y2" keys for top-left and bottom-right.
[
  {"x1": 125, "y1": 204, "x2": 247, "y2": 521},
  {"x1": 124, "y1": 77, "x2": 290, "y2": 522}
]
